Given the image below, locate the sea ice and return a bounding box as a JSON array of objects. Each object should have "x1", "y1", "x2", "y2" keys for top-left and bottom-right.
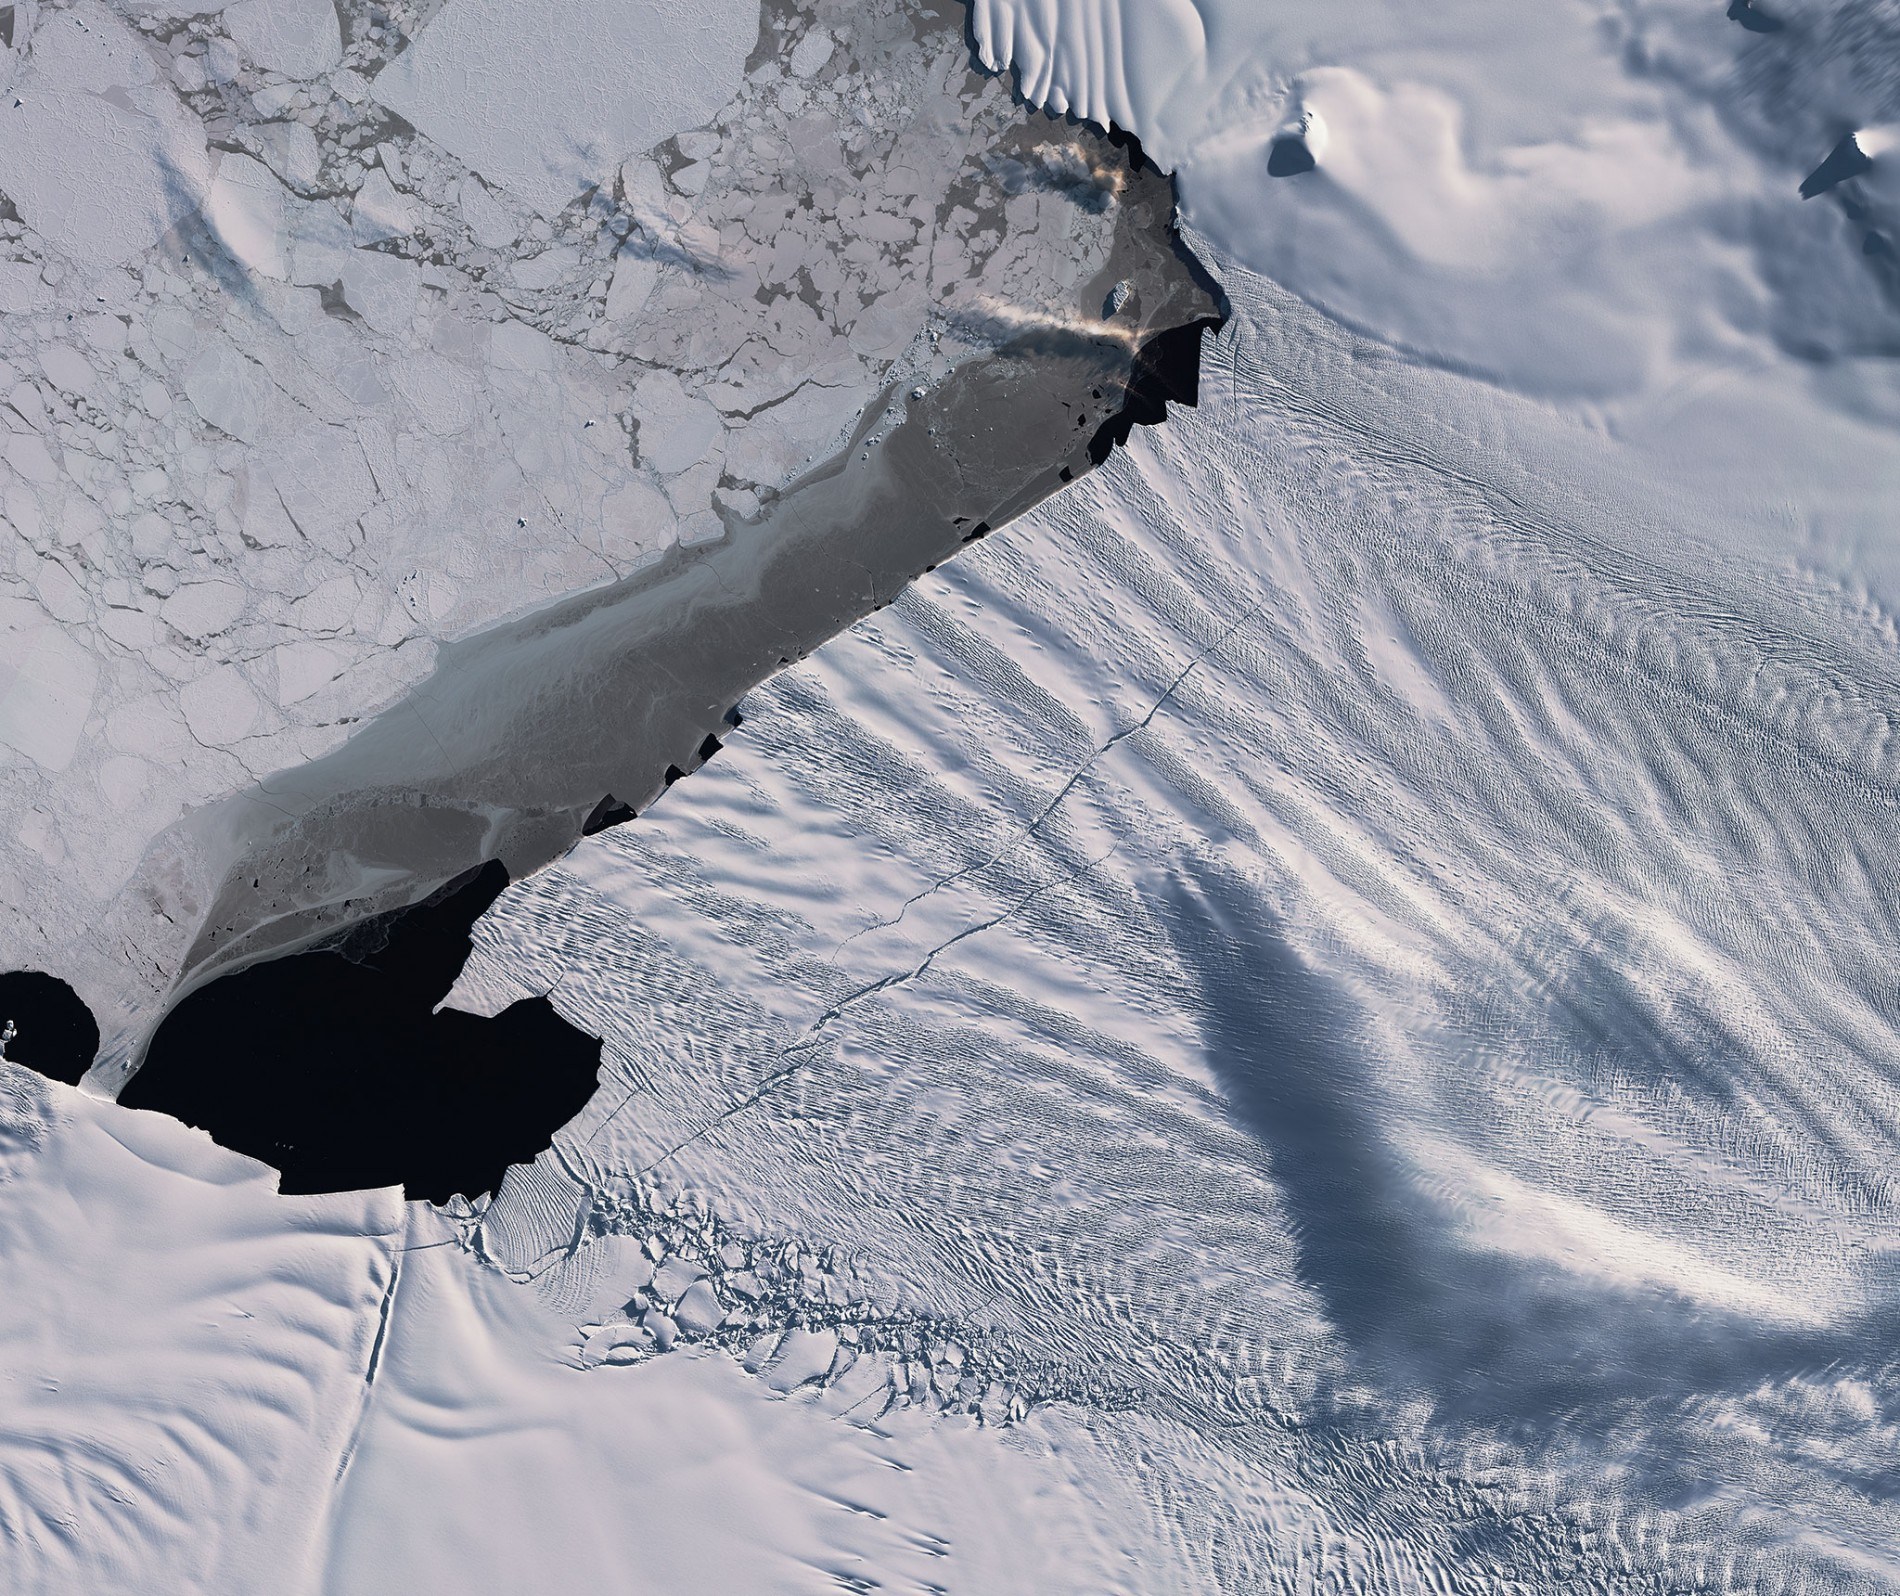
[
  {"x1": 222, "y1": 0, "x2": 341, "y2": 81},
  {"x1": 371, "y1": 0, "x2": 759, "y2": 216},
  {"x1": 0, "y1": 0, "x2": 1188, "y2": 1055},
  {"x1": 0, "y1": 3, "x2": 214, "y2": 267},
  {"x1": 0, "y1": 615, "x2": 97, "y2": 773}
]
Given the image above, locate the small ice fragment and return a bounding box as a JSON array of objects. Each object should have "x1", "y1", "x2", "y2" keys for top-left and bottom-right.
[
  {"x1": 652, "y1": 1255, "x2": 704, "y2": 1300},
  {"x1": 788, "y1": 29, "x2": 834, "y2": 80},
  {"x1": 674, "y1": 1280, "x2": 722, "y2": 1336},
  {"x1": 765, "y1": 1327, "x2": 839, "y2": 1392}
]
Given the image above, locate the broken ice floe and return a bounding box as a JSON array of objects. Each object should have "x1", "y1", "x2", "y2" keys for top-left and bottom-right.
[{"x1": 0, "y1": 0, "x2": 1178, "y2": 1056}]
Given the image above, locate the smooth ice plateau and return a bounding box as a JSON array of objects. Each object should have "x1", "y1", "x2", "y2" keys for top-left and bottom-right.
[{"x1": 4, "y1": 0, "x2": 1900, "y2": 1591}]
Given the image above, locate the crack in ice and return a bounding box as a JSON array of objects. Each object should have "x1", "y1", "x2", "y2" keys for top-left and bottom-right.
[
  {"x1": 828, "y1": 600, "x2": 1263, "y2": 962},
  {"x1": 618, "y1": 603, "x2": 1263, "y2": 1176}
]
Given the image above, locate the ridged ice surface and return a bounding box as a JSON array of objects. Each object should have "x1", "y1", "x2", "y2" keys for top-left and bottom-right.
[
  {"x1": 443, "y1": 259, "x2": 1900, "y2": 1591},
  {"x1": 6, "y1": 1, "x2": 1900, "y2": 1584},
  {"x1": 0, "y1": 1070, "x2": 400, "y2": 1591}
]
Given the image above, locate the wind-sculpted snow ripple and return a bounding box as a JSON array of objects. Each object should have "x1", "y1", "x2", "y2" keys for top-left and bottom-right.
[
  {"x1": 450, "y1": 258, "x2": 1900, "y2": 1592},
  {"x1": 0, "y1": 1071, "x2": 399, "y2": 1594}
]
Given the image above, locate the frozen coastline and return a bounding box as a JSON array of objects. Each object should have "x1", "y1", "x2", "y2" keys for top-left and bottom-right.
[{"x1": 0, "y1": 0, "x2": 1219, "y2": 1070}]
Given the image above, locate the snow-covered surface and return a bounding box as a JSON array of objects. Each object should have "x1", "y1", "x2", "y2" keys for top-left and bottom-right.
[
  {"x1": 435, "y1": 257, "x2": 1900, "y2": 1589},
  {"x1": 324, "y1": 1209, "x2": 1156, "y2": 1595},
  {"x1": 6, "y1": 0, "x2": 1900, "y2": 1589},
  {"x1": 0, "y1": 1065, "x2": 1165, "y2": 1594},
  {"x1": 0, "y1": 1066, "x2": 399, "y2": 1590},
  {"x1": 972, "y1": 0, "x2": 1900, "y2": 486}
]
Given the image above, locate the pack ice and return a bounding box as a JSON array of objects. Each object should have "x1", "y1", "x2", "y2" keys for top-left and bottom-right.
[
  {"x1": 1, "y1": 0, "x2": 1899, "y2": 1591},
  {"x1": 0, "y1": 0, "x2": 1184, "y2": 1055}
]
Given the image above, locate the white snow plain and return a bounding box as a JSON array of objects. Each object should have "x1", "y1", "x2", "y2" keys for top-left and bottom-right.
[
  {"x1": 6, "y1": 0, "x2": 1900, "y2": 1591},
  {"x1": 0, "y1": 1063, "x2": 1152, "y2": 1593},
  {"x1": 972, "y1": 0, "x2": 1900, "y2": 509}
]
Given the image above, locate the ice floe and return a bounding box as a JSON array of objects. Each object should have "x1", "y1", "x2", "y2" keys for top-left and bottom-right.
[{"x1": 0, "y1": 0, "x2": 1183, "y2": 1057}]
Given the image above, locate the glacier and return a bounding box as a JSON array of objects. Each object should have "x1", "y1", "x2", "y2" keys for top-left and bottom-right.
[
  {"x1": 432, "y1": 253, "x2": 1900, "y2": 1591},
  {"x1": 25, "y1": 252, "x2": 1893, "y2": 1592},
  {"x1": 3, "y1": 0, "x2": 1900, "y2": 1590}
]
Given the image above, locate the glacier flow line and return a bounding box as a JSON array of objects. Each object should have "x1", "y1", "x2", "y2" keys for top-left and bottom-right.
[
  {"x1": 827, "y1": 599, "x2": 1267, "y2": 962},
  {"x1": 622, "y1": 601, "x2": 1268, "y2": 1177},
  {"x1": 630, "y1": 834, "x2": 1129, "y2": 1176}
]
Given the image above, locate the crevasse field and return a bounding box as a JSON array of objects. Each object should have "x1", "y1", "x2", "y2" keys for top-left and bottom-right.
[{"x1": 5, "y1": 0, "x2": 1900, "y2": 1591}]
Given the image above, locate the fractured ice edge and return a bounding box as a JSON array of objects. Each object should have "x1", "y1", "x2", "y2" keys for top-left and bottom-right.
[
  {"x1": 119, "y1": 860, "x2": 606, "y2": 1201},
  {"x1": 0, "y1": 0, "x2": 1217, "y2": 1070},
  {"x1": 6, "y1": 0, "x2": 1900, "y2": 1593},
  {"x1": 430, "y1": 256, "x2": 1900, "y2": 1592}
]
